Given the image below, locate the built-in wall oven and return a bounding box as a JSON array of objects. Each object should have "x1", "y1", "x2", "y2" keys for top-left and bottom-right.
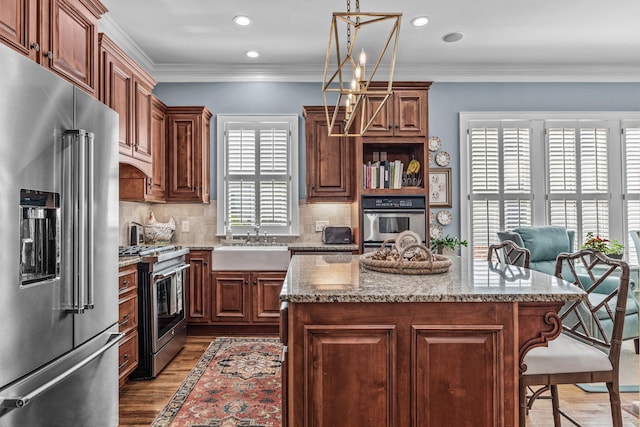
[
  {"x1": 119, "y1": 245, "x2": 189, "y2": 379},
  {"x1": 361, "y1": 195, "x2": 427, "y2": 252}
]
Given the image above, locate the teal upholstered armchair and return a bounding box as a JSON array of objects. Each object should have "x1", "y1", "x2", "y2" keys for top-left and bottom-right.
[
  {"x1": 631, "y1": 230, "x2": 640, "y2": 264},
  {"x1": 497, "y1": 226, "x2": 575, "y2": 276},
  {"x1": 498, "y1": 226, "x2": 639, "y2": 353}
]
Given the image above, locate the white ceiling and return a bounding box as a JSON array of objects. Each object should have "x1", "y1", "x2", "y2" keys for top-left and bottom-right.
[{"x1": 99, "y1": 0, "x2": 640, "y2": 83}]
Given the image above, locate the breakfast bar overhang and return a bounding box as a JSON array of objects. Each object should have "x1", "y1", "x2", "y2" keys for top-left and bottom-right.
[{"x1": 279, "y1": 254, "x2": 586, "y2": 427}]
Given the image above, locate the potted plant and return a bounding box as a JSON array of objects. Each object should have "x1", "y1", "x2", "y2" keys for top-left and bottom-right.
[
  {"x1": 430, "y1": 235, "x2": 468, "y2": 254},
  {"x1": 581, "y1": 232, "x2": 624, "y2": 259}
]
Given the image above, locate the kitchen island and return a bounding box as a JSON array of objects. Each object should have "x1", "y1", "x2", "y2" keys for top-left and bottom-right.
[{"x1": 279, "y1": 254, "x2": 585, "y2": 427}]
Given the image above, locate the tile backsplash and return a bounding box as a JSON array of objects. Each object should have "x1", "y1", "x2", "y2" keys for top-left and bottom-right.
[{"x1": 119, "y1": 201, "x2": 353, "y2": 246}]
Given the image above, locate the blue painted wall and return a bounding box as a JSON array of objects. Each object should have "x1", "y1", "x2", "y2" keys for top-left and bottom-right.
[{"x1": 154, "y1": 81, "x2": 640, "y2": 238}]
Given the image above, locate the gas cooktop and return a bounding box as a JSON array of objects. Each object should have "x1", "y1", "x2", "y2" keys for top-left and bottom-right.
[{"x1": 118, "y1": 245, "x2": 178, "y2": 257}]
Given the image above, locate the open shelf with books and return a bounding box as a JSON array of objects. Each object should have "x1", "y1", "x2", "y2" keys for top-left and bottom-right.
[{"x1": 360, "y1": 142, "x2": 427, "y2": 194}]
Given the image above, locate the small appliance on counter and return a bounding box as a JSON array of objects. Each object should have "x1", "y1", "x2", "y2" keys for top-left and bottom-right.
[
  {"x1": 129, "y1": 222, "x2": 144, "y2": 245},
  {"x1": 322, "y1": 226, "x2": 353, "y2": 244}
]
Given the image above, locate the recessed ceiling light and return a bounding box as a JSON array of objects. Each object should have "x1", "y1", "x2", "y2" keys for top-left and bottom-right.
[
  {"x1": 233, "y1": 15, "x2": 252, "y2": 26},
  {"x1": 410, "y1": 16, "x2": 429, "y2": 27},
  {"x1": 442, "y1": 32, "x2": 464, "y2": 43},
  {"x1": 246, "y1": 50, "x2": 259, "y2": 58}
]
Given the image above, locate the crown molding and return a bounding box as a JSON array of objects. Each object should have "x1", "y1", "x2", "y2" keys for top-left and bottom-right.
[
  {"x1": 98, "y1": 14, "x2": 156, "y2": 74},
  {"x1": 151, "y1": 63, "x2": 640, "y2": 83}
]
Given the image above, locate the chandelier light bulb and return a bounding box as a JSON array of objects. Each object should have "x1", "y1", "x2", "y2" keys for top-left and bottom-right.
[
  {"x1": 355, "y1": 65, "x2": 361, "y2": 81},
  {"x1": 351, "y1": 78, "x2": 357, "y2": 91},
  {"x1": 359, "y1": 49, "x2": 367, "y2": 66}
]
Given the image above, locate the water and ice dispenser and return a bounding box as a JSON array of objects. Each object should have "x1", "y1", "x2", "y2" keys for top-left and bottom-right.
[{"x1": 19, "y1": 189, "x2": 60, "y2": 286}]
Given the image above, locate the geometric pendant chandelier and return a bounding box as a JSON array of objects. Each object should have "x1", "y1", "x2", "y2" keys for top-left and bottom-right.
[{"x1": 322, "y1": 0, "x2": 402, "y2": 137}]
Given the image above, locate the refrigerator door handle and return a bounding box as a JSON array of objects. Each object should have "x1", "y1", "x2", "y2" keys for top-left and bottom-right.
[
  {"x1": 0, "y1": 332, "x2": 124, "y2": 409},
  {"x1": 64, "y1": 130, "x2": 95, "y2": 313},
  {"x1": 85, "y1": 131, "x2": 95, "y2": 310}
]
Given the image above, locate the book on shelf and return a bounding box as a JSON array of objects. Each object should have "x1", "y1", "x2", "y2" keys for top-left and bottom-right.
[{"x1": 362, "y1": 159, "x2": 404, "y2": 189}]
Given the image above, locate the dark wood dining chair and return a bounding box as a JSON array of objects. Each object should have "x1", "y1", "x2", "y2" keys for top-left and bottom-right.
[
  {"x1": 519, "y1": 249, "x2": 630, "y2": 426},
  {"x1": 487, "y1": 240, "x2": 531, "y2": 268}
]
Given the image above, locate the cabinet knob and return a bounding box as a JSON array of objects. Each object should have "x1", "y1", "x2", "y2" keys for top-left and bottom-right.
[
  {"x1": 204, "y1": 261, "x2": 208, "y2": 265},
  {"x1": 244, "y1": 280, "x2": 249, "y2": 285},
  {"x1": 44, "y1": 51, "x2": 53, "y2": 60},
  {"x1": 253, "y1": 279, "x2": 257, "y2": 285},
  {"x1": 30, "y1": 42, "x2": 40, "y2": 52},
  {"x1": 388, "y1": 125, "x2": 392, "y2": 130}
]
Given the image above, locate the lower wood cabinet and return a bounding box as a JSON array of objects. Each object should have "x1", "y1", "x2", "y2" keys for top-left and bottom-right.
[
  {"x1": 211, "y1": 271, "x2": 285, "y2": 324},
  {"x1": 117, "y1": 264, "x2": 139, "y2": 389},
  {"x1": 185, "y1": 249, "x2": 211, "y2": 323},
  {"x1": 283, "y1": 302, "x2": 517, "y2": 426}
]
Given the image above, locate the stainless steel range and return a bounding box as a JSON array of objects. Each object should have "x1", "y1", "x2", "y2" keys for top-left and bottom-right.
[{"x1": 119, "y1": 245, "x2": 190, "y2": 379}]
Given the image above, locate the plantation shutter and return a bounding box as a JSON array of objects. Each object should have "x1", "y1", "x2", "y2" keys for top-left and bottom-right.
[
  {"x1": 225, "y1": 121, "x2": 291, "y2": 230},
  {"x1": 547, "y1": 121, "x2": 609, "y2": 244},
  {"x1": 468, "y1": 121, "x2": 533, "y2": 258},
  {"x1": 259, "y1": 128, "x2": 289, "y2": 226},
  {"x1": 624, "y1": 122, "x2": 640, "y2": 265}
]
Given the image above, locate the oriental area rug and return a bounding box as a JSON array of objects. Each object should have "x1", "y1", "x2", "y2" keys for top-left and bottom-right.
[{"x1": 152, "y1": 337, "x2": 282, "y2": 427}]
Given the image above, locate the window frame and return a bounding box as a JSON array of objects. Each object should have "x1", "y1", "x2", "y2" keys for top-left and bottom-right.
[
  {"x1": 216, "y1": 114, "x2": 299, "y2": 237},
  {"x1": 460, "y1": 111, "x2": 638, "y2": 261}
]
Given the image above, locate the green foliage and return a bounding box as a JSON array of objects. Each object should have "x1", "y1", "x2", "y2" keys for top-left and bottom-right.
[
  {"x1": 430, "y1": 234, "x2": 468, "y2": 252},
  {"x1": 581, "y1": 232, "x2": 624, "y2": 255}
]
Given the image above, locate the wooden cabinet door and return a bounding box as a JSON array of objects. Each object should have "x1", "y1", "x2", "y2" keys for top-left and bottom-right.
[
  {"x1": 362, "y1": 94, "x2": 394, "y2": 136},
  {"x1": 252, "y1": 271, "x2": 285, "y2": 323},
  {"x1": 132, "y1": 78, "x2": 153, "y2": 163},
  {"x1": 412, "y1": 326, "x2": 503, "y2": 426},
  {"x1": 186, "y1": 250, "x2": 211, "y2": 323},
  {"x1": 166, "y1": 107, "x2": 211, "y2": 203},
  {"x1": 146, "y1": 96, "x2": 167, "y2": 201},
  {"x1": 44, "y1": 0, "x2": 100, "y2": 95},
  {"x1": 0, "y1": 0, "x2": 38, "y2": 58},
  {"x1": 393, "y1": 90, "x2": 427, "y2": 137},
  {"x1": 102, "y1": 51, "x2": 132, "y2": 156},
  {"x1": 304, "y1": 106, "x2": 354, "y2": 202},
  {"x1": 303, "y1": 326, "x2": 396, "y2": 426},
  {"x1": 212, "y1": 271, "x2": 250, "y2": 322}
]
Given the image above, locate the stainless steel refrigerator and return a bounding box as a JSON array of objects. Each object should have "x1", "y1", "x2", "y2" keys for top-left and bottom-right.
[{"x1": 0, "y1": 43, "x2": 122, "y2": 426}]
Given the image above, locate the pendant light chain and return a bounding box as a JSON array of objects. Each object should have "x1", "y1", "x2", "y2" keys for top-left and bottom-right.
[
  {"x1": 346, "y1": 0, "x2": 351, "y2": 53},
  {"x1": 346, "y1": 0, "x2": 361, "y2": 56}
]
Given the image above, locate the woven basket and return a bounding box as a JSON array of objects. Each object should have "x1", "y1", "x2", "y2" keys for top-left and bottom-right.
[{"x1": 359, "y1": 240, "x2": 452, "y2": 275}]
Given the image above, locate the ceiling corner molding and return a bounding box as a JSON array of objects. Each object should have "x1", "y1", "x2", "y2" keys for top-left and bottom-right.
[
  {"x1": 152, "y1": 63, "x2": 326, "y2": 83},
  {"x1": 98, "y1": 14, "x2": 156, "y2": 75}
]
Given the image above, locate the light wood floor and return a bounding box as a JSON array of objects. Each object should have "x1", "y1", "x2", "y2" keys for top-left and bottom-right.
[{"x1": 118, "y1": 335, "x2": 639, "y2": 427}]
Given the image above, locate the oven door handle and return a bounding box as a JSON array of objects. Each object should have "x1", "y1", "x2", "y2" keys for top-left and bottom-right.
[
  {"x1": 363, "y1": 209, "x2": 426, "y2": 214},
  {"x1": 152, "y1": 264, "x2": 190, "y2": 280}
]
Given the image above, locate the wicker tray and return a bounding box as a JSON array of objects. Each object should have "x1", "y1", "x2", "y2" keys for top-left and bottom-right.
[{"x1": 359, "y1": 240, "x2": 452, "y2": 275}]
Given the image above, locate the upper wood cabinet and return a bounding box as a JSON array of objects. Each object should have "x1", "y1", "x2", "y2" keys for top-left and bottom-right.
[
  {"x1": 362, "y1": 82, "x2": 430, "y2": 139},
  {"x1": 303, "y1": 106, "x2": 354, "y2": 202},
  {"x1": 0, "y1": 0, "x2": 106, "y2": 95},
  {"x1": 98, "y1": 33, "x2": 156, "y2": 177},
  {"x1": 145, "y1": 96, "x2": 168, "y2": 201},
  {"x1": 165, "y1": 106, "x2": 212, "y2": 203}
]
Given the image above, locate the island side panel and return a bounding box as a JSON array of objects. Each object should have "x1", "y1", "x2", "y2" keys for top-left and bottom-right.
[{"x1": 287, "y1": 301, "x2": 518, "y2": 427}]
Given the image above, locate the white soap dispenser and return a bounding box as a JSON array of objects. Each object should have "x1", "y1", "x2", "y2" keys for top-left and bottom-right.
[{"x1": 225, "y1": 226, "x2": 232, "y2": 241}]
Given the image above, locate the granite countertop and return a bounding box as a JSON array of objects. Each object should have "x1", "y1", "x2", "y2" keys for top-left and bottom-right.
[
  {"x1": 287, "y1": 242, "x2": 358, "y2": 252},
  {"x1": 199, "y1": 242, "x2": 358, "y2": 252},
  {"x1": 118, "y1": 256, "x2": 141, "y2": 268},
  {"x1": 118, "y1": 243, "x2": 355, "y2": 268},
  {"x1": 281, "y1": 254, "x2": 586, "y2": 303}
]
